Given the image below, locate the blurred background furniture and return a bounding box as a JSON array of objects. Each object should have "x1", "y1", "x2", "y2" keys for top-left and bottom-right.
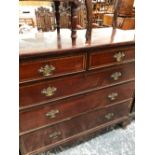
[
  {"x1": 92, "y1": 0, "x2": 115, "y2": 26},
  {"x1": 91, "y1": 0, "x2": 135, "y2": 29},
  {"x1": 35, "y1": 7, "x2": 54, "y2": 31},
  {"x1": 19, "y1": 18, "x2": 35, "y2": 27},
  {"x1": 104, "y1": 0, "x2": 135, "y2": 29},
  {"x1": 19, "y1": 0, "x2": 135, "y2": 31}
]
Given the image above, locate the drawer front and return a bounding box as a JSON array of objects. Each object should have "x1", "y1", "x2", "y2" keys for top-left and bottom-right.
[
  {"x1": 20, "y1": 54, "x2": 86, "y2": 82},
  {"x1": 20, "y1": 101, "x2": 130, "y2": 155},
  {"x1": 20, "y1": 62, "x2": 134, "y2": 108},
  {"x1": 20, "y1": 81, "x2": 134, "y2": 133},
  {"x1": 89, "y1": 47, "x2": 134, "y2": 69}
]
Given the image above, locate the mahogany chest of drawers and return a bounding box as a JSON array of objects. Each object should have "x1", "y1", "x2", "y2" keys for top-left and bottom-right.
[{"x1": 19, "y1": 28, "x2": 135, "y2": 155}]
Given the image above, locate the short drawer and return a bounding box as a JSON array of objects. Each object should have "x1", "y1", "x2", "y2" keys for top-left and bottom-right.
[
  {"x1": 20, "y1": 62, "x2": 134, "y2": 108},
  {"x1": 89, "y1": 46, "x2": 134, "y2": 69},
  {"x1": 20, "y1": 81, "x2": 134, "y2": 133},
  {"x1": 20, "y1": 101, "x2": 130, "y2": 155},
  {"x1": 20, "y1": 54, "x2": 86, "y2": 83}
]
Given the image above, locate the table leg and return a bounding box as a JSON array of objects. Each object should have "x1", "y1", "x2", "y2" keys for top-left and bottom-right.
[
  {"x1": 85, "y1": 0, "x2": 92, "y2": 44},
  {"x1": 70, "y1": 2, "x2": 78, "y2": 46},
  {"x1": 54, "y1": 1, "x2": 60, "y2": 35},
  {"x1": 112, "y1": 0, "x2": 121, "y2": 28}
]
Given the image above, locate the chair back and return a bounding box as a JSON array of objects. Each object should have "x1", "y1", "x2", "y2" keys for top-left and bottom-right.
[{"x1": 35, "y1": 7, "x2": 54, "y2": 32}]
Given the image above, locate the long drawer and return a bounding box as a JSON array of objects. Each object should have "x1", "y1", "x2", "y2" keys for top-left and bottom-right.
[
  {"x1": 20, "y1": 101, "x2": 130, "y2": 155},
  {"x1": 20, "y1": 62, "x2": 134, "y2": 108},
  {"x1": 20, "y1": 81, "x2": 134, "y2": 133},
  {"x1": 20, "y1": 54, "x2": 86, "y2": 83},
  {"x1": 89, "y1": 46, "x2": 134, "y2": 70}
]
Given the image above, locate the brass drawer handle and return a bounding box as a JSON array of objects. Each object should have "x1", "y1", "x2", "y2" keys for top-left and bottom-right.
[
  {"x1": 108, "y1": 92, "x2": 118, "y2": 101},
  {"x1": 105, "y1": 113, "x2": 114, "y2": 120},
  {"x1": 46, "y1": 109, "x2": 59, "y2": 119},
  {"x1": 113, "y1": 52, "x2": 125, "y2": 62},
  {"x1": 41, "y1": 86, "x2": 57, "y2": 97},
  {"x1": 111, "y1": 72, "x2": 122, "y2": 80},
  {"x1": 49, "y1": 131, "x2": 61, "y2": 139},
  {"x1": 38, "y1": 65, "x2": 55, "y2": 77}
]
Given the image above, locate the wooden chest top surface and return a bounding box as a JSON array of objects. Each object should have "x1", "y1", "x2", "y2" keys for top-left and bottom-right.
[{"x1": 19, "y1": 28, "x2": 135, "y2": 58}]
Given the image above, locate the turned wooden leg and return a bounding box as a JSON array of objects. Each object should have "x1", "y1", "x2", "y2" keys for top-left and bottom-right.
[
  {"x1": 54, "y1": 1, "x2": 60, "y2": 35},
  {"x1": 85, "y1": 0, "x2": 92, "y2": 44},
  {"x1": 70, "y1": 2, "x2": 78, "y2": 46},
  {"x1": 112, "y1": 0, "x2": 121, "y2": 28}
]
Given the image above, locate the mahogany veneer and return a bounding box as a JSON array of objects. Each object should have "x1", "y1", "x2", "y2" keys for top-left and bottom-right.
[
  {"x1": 20, "y1": 62, "x2": 134, "y2": 108},
  {"x1": 20, "y1": 81, "x2": 134, "y2": 133},
  {"x1": 20, "y1": 101, "x2": 130, "y2": 155},
  {"x1": 19, "y1": 28, "x2": 135, "y2": 155},
  {"x1": 89, "y1": 46, "x2": 134, "y2": 69},
  {"x1": 20, "y1": 54, "x2": 86, "y2": 82}
]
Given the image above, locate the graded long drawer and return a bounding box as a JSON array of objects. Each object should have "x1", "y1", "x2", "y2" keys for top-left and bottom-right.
[
  {"x1": 20, "y1": 101, "x2": 130, "y2": 155},
  {"x1": 20, "y1": 62, "x2": 134, "y2": 108},
  {"x1": 20, "y1": 54, "x2": 86, "y2": 83},
  {"x1": 89, "y1": 46, "x2": 134, "y2": 70},
  {"x1": 20, "y1": 81, "x2": 134, "y2": 133}
]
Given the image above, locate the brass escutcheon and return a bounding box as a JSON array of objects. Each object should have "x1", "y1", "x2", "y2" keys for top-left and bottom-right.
[
  {"x1": 105, "y1": 113, "x2": 114, "y2": 120},
  {"x1": 113, "y1": 52, "x2": 125, "y2": 62},
  {"x1": 46, "y1": 109, "x2": 59, "y2": 119},
  {"x1": 111, "y1": 72, "x2": 122, "y2": 80},
  {"x1": 49, "y1": 131, "x2": 61, "y2": 139},
  {"x1": 38, "y1": 64, "x2": 55, "y2": 77},
  {"x1": 41, "y1": 86, "x2": 57, "y2": 97},
  {"x1": 108, "y1": 92, "x2": 118, "y2": 101}
]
